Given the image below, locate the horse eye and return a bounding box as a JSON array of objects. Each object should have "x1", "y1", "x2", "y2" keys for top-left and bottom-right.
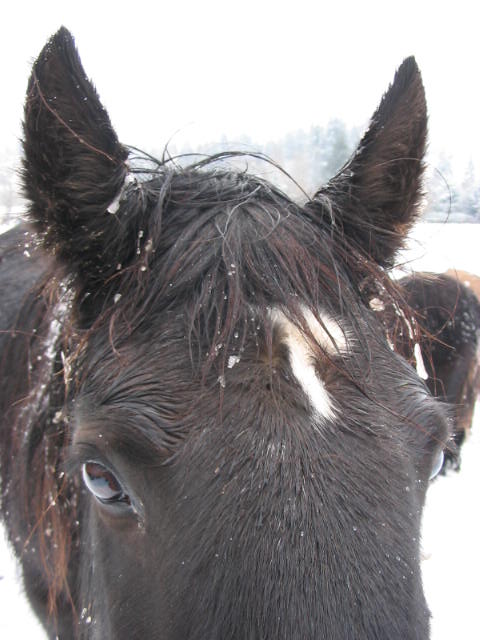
[
  {"x1": 429, "y1": 449, "x2": 444, "y2": 480},
  {"x1": 82, "y1": 462, "x2": 130, "y2": 505}
]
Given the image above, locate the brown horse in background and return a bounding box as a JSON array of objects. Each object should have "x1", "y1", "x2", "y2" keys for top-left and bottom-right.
[{"x1": 397, "y1": 271, "x2": 480, "y2": 469}]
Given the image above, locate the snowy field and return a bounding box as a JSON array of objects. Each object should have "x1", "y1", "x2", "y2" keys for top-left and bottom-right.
[{"x1": 1, "y1": 222, "x2": 480, "y2": 638}]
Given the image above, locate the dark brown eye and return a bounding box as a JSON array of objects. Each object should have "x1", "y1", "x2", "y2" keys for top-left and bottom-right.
[{"x1": 82, "y1": 461, "x2": 130, "y2": 505}]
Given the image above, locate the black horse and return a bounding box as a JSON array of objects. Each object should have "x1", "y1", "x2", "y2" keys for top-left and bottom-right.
[
  {"x1": 0, "y1": 28, "x2": 449, "y2": 640},
  {"x1": 396, "y1": 272, "x2": 480, "y2": 469}
]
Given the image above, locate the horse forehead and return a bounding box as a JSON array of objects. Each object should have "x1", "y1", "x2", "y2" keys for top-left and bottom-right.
[
  {"x1": 270, "y1": 307, "x2": 347, "y2": 354},
  {"x1": 269, "y1": 307, "x2": 348, "y2": 422}
]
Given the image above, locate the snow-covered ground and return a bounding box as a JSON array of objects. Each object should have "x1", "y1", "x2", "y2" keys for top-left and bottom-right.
[
  {"x1": 422, "y1": 409, "x2": 480, "y2": 639},
  {"x1": 0, "y1": 222, "x2": 479, "y2": 638}
]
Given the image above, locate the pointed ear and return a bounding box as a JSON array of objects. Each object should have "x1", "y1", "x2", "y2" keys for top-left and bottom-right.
[
  {"x1": 309, "y1": 57, "x2": 427, "y2": 266},
  {"x1": 22, "y1": 27, "x2": 131, "y2": 283}
]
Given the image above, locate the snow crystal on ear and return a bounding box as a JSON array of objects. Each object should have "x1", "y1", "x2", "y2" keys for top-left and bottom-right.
[{"x1": 107, "y1": 173, "x2": 136, "y2": 214}]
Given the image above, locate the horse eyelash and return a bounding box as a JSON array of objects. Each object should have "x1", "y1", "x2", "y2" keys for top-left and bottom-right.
[{"x1": 63, "y1": 442, "x2": 113, "y2": 476}]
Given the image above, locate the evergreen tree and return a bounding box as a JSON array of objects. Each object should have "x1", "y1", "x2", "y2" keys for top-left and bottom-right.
[
  {"x1": 424, "y1": 152, "x2": 459, "y2": 221},
  {"x1": 323, "y1": 119, "x2": 351, "y2": 178},
  {"x1": 458, "y1": 160, "x2": 479, "y2": 221}
]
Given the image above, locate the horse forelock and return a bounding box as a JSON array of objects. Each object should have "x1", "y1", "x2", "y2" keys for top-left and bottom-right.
[{"x1": 78, "y1": 153, "x2": 388, "y2": 361}]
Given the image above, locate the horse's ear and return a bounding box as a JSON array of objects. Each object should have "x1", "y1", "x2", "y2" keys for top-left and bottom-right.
[
  {"x1": 309, "y1": 57, "x2": 427, "y2": 266},
  {"x1": 22, "y1": 27, "x2": 130, "y2": 283}
]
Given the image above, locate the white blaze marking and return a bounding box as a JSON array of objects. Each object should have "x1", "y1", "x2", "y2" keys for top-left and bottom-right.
[
  {"x1": 270, "y1": 307, "x2": 346, "y2": 421},
  {"x1": 414, "y1": 343, "x2": 429, "y2": 380}
]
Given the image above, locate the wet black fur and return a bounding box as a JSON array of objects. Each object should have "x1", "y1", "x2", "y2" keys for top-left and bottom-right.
[{"x1": 0, "y1": 27, "x2": 450, "y2": 639}]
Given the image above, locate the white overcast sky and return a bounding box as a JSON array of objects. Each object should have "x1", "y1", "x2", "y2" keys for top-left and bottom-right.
[{"x1": 1, "y1": 0, "x2": 479, "y2": 181}]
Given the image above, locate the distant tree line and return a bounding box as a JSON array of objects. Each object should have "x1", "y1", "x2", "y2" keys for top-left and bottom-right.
[
  {"x1": 163, "y1": 121, "x2": 480, "y2": 222},
  {"x1": 422, "y1": 155, "x2": 480, "y2": 222},
  {"x1": 0, "y1": 146, "x2": 24, "y2": 227},
  {"x1": 1, "y1": 123, "x2": 479, "y2": 224},
  {"x1": 167, "y1": 119, "x2": 361, "y2": 200}
]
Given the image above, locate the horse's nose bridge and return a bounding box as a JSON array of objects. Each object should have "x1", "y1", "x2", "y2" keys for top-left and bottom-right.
[{"x1": 210, "y1": 426, "x2": 327, "y2": 530}]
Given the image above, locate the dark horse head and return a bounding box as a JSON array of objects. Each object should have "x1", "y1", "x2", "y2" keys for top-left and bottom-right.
[{"x1": 0, "y1": 28, "x2": 450, "y2": 639}]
